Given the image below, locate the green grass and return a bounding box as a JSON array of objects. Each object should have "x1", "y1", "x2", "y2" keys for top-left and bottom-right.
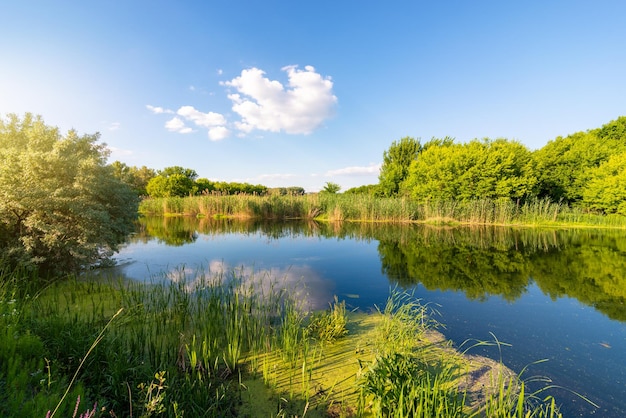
[
  {"x1": 139, "y1": 194, "x2": 626, "y2": 228},
  {"x1": 1, "y1": 264, "x2": 585, "y2": 417}
]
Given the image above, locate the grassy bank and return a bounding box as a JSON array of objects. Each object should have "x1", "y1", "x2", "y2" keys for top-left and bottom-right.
[
  {"x1": 0, "y1": 265, "x2": 571, "y2": 417},
  {"x1": 139, "y1": 194, "x2": 626, "y2": 228}
]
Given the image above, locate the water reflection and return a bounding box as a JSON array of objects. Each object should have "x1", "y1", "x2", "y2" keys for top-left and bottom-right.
[
  {"x1": 113, "y1": 217, "x2": 626, "y2": 417},
  {"x1": 156, "y1": 261, "x2": 334, "y2": 312},
  {"x1": 131, "y1": 217, "x2": 626, "y2": 322}
]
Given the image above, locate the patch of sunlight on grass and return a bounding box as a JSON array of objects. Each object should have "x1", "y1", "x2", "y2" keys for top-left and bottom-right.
[{"x1": 240, "y1": 311, "x2": 514, "y2": 417}]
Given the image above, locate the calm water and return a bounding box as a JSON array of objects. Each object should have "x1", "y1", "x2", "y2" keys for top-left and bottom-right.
[{"x1": 111, "y1": 217, "x2": 626, "y2": 417}]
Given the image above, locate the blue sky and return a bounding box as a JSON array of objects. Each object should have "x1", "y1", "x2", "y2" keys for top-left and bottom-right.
[{"x1": 2, "y1": 1, "x2": 625, "y2": 192}]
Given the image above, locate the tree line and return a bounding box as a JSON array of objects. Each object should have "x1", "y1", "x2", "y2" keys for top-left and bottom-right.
[
  {"x1": 371, "y1": 116, "x2": 626, "y2": 215},
  {"x1": 110, "y1": 162, "x2": 306, "y2": 198}
]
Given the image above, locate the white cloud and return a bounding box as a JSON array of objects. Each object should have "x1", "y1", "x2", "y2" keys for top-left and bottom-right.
[
  {"x1": 147, "y1": 64, "x2": 335, "y2": 141},
  {"x1": 223, "y1": 65, "x2": 337, "y2": 135},
  {"x1": 325, "y1": 163, "x2": 381, "y2": 176},
  {"x1": 165, "y1": 117, "x2": 193, "y2": 134},
  {"x1": 177, "y1": 105, "x2": 226, "y2": 128},
  {"x1": 146, "y1": 104, "x2": 173, "y2": 114},
  {"x1": 208, "y1": 126, "x2": 229, "y2": 141}
]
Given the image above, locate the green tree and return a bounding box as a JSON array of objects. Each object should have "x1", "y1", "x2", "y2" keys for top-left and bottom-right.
[
  {"x1": 146, "y1": 166, "x2": 198, "y2": 197},
  {"x1": 286, "y1": 186, "x2": 305, "y2": 196},
  {"x1": 321, "y1": 182, "x2": 341, "y2": 194},
  {"x1": 378, "y1": 136, "x2": 422, "y2": 197},
  {"x1": 401, "y1": 140, "x2": 459, "y2": 200},
  {"x1": 0, "y1": 113, "x2": 138, "y2": 275},
  {"x1": 534, "y1": 116, "x2": 626, "y2": 204},
  {"x1": 194, "y1": 177, "x2": 215, "y2": 195},
  {"x1": 110, "y1": 161, "x2": 156, "y2": 196},
  {"x1": 582, "y1": 152, "x2": 626, "y2": 214},
  {"x1": 344, "y1": 184, "x2": 379, "y2": 195},
  {"x1": 212, "y1": 181, "x2": 267, "y2": 195},
  {"x1": 402, "y1": 138, "x2": 535, "y2": 201}
]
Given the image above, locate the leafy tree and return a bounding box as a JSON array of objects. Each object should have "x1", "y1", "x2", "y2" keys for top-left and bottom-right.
[
  {"x1": 402, "y1": 138, "x2": 536, "y2": 201},
  {"x1": 344, "y1": 184, "x2": 379, "y2": 195},
  {"x1": 0, "y1": 113, "x2": 138, "y2": 275},
  {"x1": 110, "y1": 161, "x2": 156, "y2": 196},
  {"x1": 269, "y1": 186, "x2": 306, "y2": 196},
  {"x1": 321, "y1": 182, "x2": 341, "y2": 194},
  {"x1": 213, "y1": 181, "x2": 267, "y2": 195},
  {"x1": 534, "y1": 116, "x2": 626, "y2": 204},
  {"x1": 378, "y1": 136, "x2": 422, "y2": 197},
  {"x1": 194, "y1": 177, "x2": 215, "y2": 195},
  {"x1": 401, "y1": 140, "x2": 458, "y2": 200},
  {"x1": 582, "y1": 152, "x2": 626, "y2": 214},
  {"x1": 146, "y1": 166, "x2": 198, "y2": 197}
]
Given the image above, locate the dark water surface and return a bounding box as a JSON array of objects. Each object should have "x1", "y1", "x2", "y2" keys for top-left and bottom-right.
[{"x1": 112, "y1": 217, "x2": 626, "y2": 417}]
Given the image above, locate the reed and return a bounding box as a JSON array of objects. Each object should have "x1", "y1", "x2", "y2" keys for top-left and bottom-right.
[
  {"x1": 139, "y1": 194, "x2": 626, "y2": 228},
  {"x1": 2, "y1": 264, "x2": 583, "y2": 417},
  {"x1": 307, "y1": 296, "x2": 349, "y2": 343}
]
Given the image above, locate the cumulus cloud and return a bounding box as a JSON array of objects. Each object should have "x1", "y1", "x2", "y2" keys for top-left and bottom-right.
[
  {"x1": 146, "y1": 104, "x2": 174, "y2": 114},
  {"x1": 147, "y1": 64, "x2": 336, "y2": 141},
  {"x1": 325, "y1": 163, "x2": 381, "y2": 176},
  {"x1": 208, "y1": 126, "x2": 230, "y2": 141},
  {"x1": 177, "y1": 105, "x2": 226, "y2": 128},
  {"x1": 165, "y1": 117, "x2": 193, "y2": 134},
  {"x1": 223, "y1": 65, "x2": 337, "y2": 135}
]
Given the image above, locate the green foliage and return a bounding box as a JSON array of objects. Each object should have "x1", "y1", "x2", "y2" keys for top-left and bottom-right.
[
  {"x1": 268, "y1": 186, "x2": 306, "y2": 196},
  {"x1": 0, "y1": 113, "x2": 138, "y2": 275},
  {"x1": 343, "y1": 184, "x2": 379, "y2": 195},
  {"x1": 533, "y1": 116, "x2": 626, "y2": 204},
  {"x1": 358, "y1": 292, "x2": 565, "y2": 418},
  {"x1": 110, "y1": 161, "x2": 156, "y2": 196},
  {"x1": 581, "y1": 152, "x2": 626, "y2": 214},
  {"x1": 1, "y1": 261, "x2": 585, "y2": 417},
  {"x1": 373, "y1": 117, "x2": 626, "y2": 215},
  {"x1": 307, "y1": 296, "x2": 348, "y2": 343},
  {"x1": 378, "y1": 136, "x2": 423, "y2": 197},
  {"x1": 359, "y1": 353, "x2": 465, "y2": 417},
  {"x1": 212, "y1": 180, "x2": 267, "y2": 195},
  {"x1": 402, "y1": 138, "x2": 536, "y2": 202},
  {"x1": 146, "y1": 166, "x2": 198, "y2": 198},
  {"x1": 321, "y1": 181, "x2": 341, "y2": 194},
  {"x1": 194, "y1": 177, "x2": 215, "y2": 194},
  {"x1": 137, "y1": 193, "x2": 626, "y2": 227}
]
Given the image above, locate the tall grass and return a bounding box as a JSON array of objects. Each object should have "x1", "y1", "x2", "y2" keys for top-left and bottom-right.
[
  {"x1": 2, "y1": 263, "x2": 582, "y2": 417},
  {"x1": 355, "y1": 290, "x2": 569, "y2": 418},
  {"x1": 1, "y1": 265, "x2": 293, "y2": 416},
  {"x1": 139, "y1": 194, "x2": 626, "y2": 227}
]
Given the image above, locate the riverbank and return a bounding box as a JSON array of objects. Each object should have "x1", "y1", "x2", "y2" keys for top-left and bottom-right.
[
  {"x1": 238, "y1": 312, "x2": 523, "y2": 417},
  {"x1": 0, "y1": 269, "x2": 565, "y2": 417},
  {"x1": 139, "y1": 194, "x2": 626, "y2": 228}
]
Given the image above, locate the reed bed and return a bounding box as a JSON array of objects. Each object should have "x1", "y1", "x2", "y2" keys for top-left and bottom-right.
[
  {"x1": 139, "y1": 194, "x2": 626, "y2": 227},
  {"x1": 1, "y1": 263, "x2": 575, "y2": 417}
]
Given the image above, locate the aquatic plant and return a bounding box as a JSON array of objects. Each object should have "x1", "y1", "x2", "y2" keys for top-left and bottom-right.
[
  {"x1": 139, "y1": 194, "x2": 626, "y2": 227},
  {"x1": 307, "y1": 296, "x2": 349, "y2": 343},
  {"x1": 1, "y1": 263, "x2": 584, "y2": 417}
]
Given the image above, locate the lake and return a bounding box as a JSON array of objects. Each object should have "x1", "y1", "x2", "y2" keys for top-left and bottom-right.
[{"x1": 111, "y1": 216, "x2": 626, "y2": 417}]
